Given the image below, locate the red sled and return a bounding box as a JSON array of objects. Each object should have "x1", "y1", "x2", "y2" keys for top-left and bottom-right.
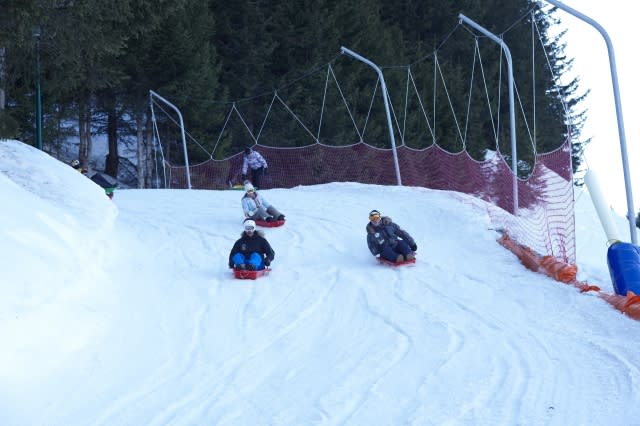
[
  {"x1": 377, "y1": 256, "x2": 416, "y2": 267},
  {"x1": 255, "y1": 219, "x2": 285, "y2": 228},
  {"x1": 233, "y1": 267, "x2": 271, "y2": 280}
]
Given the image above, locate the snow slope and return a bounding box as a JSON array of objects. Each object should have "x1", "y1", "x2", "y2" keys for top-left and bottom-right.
[{"x1": 2, "y1": 139, "x2": 640, "y2": 426}]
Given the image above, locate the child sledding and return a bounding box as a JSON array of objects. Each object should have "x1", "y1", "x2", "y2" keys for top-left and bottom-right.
[
  {"x1": 241, "y1": 181, "x2": 285, "y2": 226},
  {"x1": 228, "y1": 205, "x2": 418, "y2": 280},
  {"x1": 229, "y1": 219, "x2": 275, "y2": 279},
  {"x1": 240, "y1": 181, "x2": 284, "y2": 228}
]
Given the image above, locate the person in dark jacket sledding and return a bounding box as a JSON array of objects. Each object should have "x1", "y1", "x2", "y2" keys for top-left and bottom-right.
[
  {"x1": 366, "y1": 209, "x2": 417, "y2": 263},
  {"x1": 228, "y1": 219, "x2": 275, "y2": 270}
]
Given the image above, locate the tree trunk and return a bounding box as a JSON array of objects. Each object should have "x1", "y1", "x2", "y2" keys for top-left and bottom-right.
[
  {"x1": 78, "y1": 97, "x2": 89, "y2": 167},
  {"x1": 105, "y1": 103, "x2": 119, "y2": 177},
  {"x1": 0, "y1": 47, "x2": 5, "y2": 110}
]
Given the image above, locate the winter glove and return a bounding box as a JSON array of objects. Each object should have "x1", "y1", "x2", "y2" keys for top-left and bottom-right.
[
  {"x1": 264, "y1": 257, "x2": 271, "y2": 266},
  {"x1": 410, "y1": 243, "x2": 417, "y2": 252}
]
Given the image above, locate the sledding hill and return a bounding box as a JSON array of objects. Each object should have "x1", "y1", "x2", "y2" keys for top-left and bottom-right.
[{"x1": 3, "y1": 139, "x2": 640, "y2": 425}]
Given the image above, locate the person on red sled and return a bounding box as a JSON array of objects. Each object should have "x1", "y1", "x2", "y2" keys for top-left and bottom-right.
[
  {"x1": 366, "y1": 209, "x2": 417, "y2": 263},
  {"x1": 228, "y1": 219, "x2": 275, "y2": 271},
  {"x1": 241, "y1": 181, "x2": 285, "y2": 222}
]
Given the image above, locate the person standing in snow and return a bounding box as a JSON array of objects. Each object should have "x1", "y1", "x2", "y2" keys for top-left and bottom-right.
[
  {"x1": 228, "y1": 219, "x2": 275, "y2": 270},
  {"x1": 241, "y1": 146, "x2": 268, "y2": 189},
  {"x1": 241, "y1": 181, "x2": 285, "y2": 222},
  {"x1": 366, "y1": 209, "x2": 417, "y2": 263}
]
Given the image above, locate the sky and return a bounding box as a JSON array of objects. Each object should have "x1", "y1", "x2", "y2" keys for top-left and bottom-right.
[
  {"x1": 556, "y1": 0, "x2": 638, "y2": 215},
  {"x1": 3, "y1": 138, "x2": 640, "y2": 425}
]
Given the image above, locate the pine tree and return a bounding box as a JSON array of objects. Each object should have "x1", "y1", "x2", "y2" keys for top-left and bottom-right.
[{"x1": 0, "y1": 0, "x2": 589, "y2": 184}]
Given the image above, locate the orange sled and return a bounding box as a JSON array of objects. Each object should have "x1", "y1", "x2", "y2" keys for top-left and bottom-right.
[
  {"x1": 255, "y1": 219, "x2": 285, "y2": 227},
  {"x1": 377, "y1": 256, "x2": 416, "y2": 267},
  {"x1": 233, "y1": 267, "x2": 271, "y2": 280}
]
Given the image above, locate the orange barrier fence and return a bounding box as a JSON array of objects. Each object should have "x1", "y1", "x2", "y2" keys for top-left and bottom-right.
[{"x1": 497, "y1": 232, "x2": 640, "y2": 321}]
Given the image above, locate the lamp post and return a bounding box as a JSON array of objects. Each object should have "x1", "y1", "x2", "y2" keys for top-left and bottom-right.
[
  {"x1": 541, "y1": 0, "x2": 636, "y2": 245},
  {"x1": 32, "y1": 26, "x2": 43, "y2": 151}
]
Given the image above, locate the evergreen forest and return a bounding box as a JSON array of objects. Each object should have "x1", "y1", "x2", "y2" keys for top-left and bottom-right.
[{"x1": 0, "y1": 0, "x2": 587, "y2": 186}]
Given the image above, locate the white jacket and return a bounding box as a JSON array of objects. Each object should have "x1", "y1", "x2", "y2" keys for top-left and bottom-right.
[
  {"x1": 241, "y1": 192, "x2": 272, "y2": 217},
  {"x1": 242, "y1": 151, "x2": 268, "y2": 174}
]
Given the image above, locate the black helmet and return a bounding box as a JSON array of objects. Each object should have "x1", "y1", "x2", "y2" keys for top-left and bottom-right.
[
  {"x1": 71, "y1": 159, "x2": 80, "y2": 168},
  {"x1": 244, "y1": 147, "x2": 252, "y2": 155}
]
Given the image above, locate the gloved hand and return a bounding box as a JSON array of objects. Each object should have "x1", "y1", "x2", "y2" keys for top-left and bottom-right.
[
  {"x1": 264, "y1": 258, "x2": 271, "y2": 266},
  {"x1": 229, "y1": 263, "x2": 234, "y2": 269},
  {"x1": 410, "y1": 243, "x2": 417, "y2": 252}
]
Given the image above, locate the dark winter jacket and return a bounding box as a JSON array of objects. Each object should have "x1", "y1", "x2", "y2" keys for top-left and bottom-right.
[
  {"x1": 90, "y1": 172, "x2": 118, "y2": 189},
  {"x1": 366, "y1": 216, "x2": 416, "y2": 256},
  {"x1": 228, "y1": 230, "x2": 275, "y2": 268}
]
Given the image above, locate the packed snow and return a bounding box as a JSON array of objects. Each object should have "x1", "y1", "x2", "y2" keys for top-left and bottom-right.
[{"x1": 2, "y1": 139, "x2": 640, "y2": 426}]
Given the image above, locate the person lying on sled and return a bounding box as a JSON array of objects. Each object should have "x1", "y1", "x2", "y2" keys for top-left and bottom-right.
[
  {"x1": 228, "y1": 219, "x2": 275, "y2": 271},
  {"x1": 241, "y1": 181, "x2": 285, "y2": 222},
  {"x1": 366, "y1": 209, "x2": 417, "y2": 263}
]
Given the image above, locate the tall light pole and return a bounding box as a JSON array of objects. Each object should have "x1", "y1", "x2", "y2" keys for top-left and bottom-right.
[
  {"x1": 541, "y1": 0, "x2": 636, "y2": 245},
  {"x1": 32, "y1": 26, "x2": 43, "y2": 151},
  {"x1": 340, "y1": 46, "x2": 402, "y2": 186}
]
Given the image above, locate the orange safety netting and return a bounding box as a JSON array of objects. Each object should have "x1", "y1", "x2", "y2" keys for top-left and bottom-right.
[{"x1": 497, "y1": 232, "x2": 640, "y2": 321}]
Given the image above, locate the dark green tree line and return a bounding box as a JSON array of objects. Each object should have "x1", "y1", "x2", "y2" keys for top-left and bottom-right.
[{"x1": 0, "y1": 0, "x2": 587, "y2": 185}]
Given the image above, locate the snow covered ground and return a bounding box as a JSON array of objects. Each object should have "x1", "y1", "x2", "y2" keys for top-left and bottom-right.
[{"x1": 2, "y1": 139, "x2": 640, "y2": 426}]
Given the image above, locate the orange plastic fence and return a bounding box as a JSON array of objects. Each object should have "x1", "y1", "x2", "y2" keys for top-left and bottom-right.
[{"x1": 497, "y1": 233, "x2": 640, "y2": 321}]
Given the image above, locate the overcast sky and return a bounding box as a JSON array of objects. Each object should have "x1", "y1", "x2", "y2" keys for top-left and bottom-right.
[{"x1": 556, "y1": 0, "x2": 638, "y2": 215}]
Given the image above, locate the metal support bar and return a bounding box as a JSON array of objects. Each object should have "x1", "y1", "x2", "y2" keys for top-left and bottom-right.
[
  {"x1": 149, "y1": 90, "x2": 191, "y2": 189},
  {"x1": 458, "y1": 14, "x2": 518, "y2": 215},
  {"x1": 340, "y1": 46, "x2": 402, "y2": 186},
  {"x1": 543, "y1": 0, "x2": 636, "y2": 244}
]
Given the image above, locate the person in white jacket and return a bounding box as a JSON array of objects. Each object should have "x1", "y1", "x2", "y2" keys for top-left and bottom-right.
[
  {"x1": 241, "y1": 147, "x2": 268, "y2": 188},
  {"x1": 241, "y1": 181, "x2": 285, "y2": 222}
]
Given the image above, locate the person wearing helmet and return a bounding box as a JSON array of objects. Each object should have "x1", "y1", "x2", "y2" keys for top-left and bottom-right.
[
  {"x1": 228, "y1": 218, "x2": 275, "y2": 270},
  {"x1": 366, "y1": 209, "x2": 417, "y2": 263},
  {"x1": 241, "y1": 181, "x2": 285, "y2": 222},
  {"x1": 70, "y1": 159, "x2": 117, "y2": 199},
  {"x1": 70, "y1": 159, "x2": 88, "y2": 174},
  {"x1": 241, "y1": 146, "x2": 268, "y2": 189}
]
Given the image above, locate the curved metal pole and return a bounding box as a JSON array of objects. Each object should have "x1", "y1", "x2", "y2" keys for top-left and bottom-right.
[
  {"x1": 33, "y1": 27, "x2": 43, "y2": 151},
  {"x1": 459, "y1": 14, "x2": 518, "y2": 215},
  {"x1": 543, "y1": 0, "x2": 636, "y2": 244},
  {"x1": 149, "y1": 96, "x2": 168, "y2": 189},
  {"x1": 149, "y1": 90, "x2": 191, "y2": 189},
  {"x1": 340, "y1": 46, "x2": 402, "y2": 186}
]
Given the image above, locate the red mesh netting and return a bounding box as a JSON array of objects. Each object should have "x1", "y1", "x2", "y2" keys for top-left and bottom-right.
[{"x1": 163, "y1": 140, "x2": 575, "y2": 263}]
